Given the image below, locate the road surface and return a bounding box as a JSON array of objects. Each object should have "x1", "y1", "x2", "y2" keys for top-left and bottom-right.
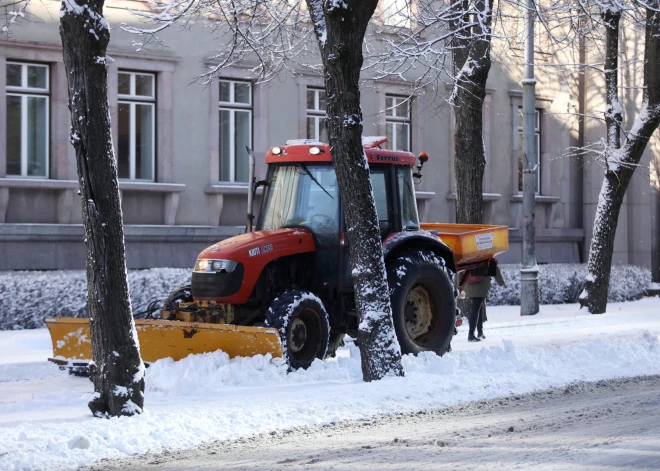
[{"x1": 88, "y1": 375, "x2": 660, "y2": 471}]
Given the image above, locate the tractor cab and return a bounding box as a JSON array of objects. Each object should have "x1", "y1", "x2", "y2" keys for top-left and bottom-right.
[
  {"x1": 252, "y1": 139, "x2": 431, "y2": 329},
  {"x1": 256, "y1": 139, "x2": 423, "y2": 242}
]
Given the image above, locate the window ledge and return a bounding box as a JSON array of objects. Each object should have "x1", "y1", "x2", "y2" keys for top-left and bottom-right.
[
  {"x1": 510, "y1": 195, "x2": 560, "y2": 229},
  {"x1": 205, "y1": 184, "x2": 264, "y2": 196},
  {"x1": 415, "y1": 191, "x2": 436, "y2": 221},
  {"x1": 446, "y1": 192, "x2": 501, "y2": 202},
  {"x1": 415, "y1": 191, "x2": 436, "y2": 200},
  {"x1": 204, "y1": 184, "x2": 264, "y2": 226},
  {"x1": 511, "y1": 194, "x2": 560, "y2": 204},
  {"x1": 0, "y1": 177, "x2": 78, "y2": 190},
  {"x1": 118, "y1": 181, "x2": 185, "y2": 193},
  {"x1": 117, "y1": 182, "x2": 184, "y2": 225},
  {"x1": 0, "y1": 178, "x2": 78, "y2": 224}
]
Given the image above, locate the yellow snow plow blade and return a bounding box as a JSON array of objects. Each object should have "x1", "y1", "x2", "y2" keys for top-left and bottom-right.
[{"x1": 45, "y1": 318, "x2": 283, "y2": 365}]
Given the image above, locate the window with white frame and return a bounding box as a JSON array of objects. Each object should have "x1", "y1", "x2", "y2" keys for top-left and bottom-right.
[
  {"x1": 517, "y1": 107, "x2": 541, "y2": 193},
  {"x1": 219, "y1": 79, "x2": 252, "y2": 182},
  {"x1": 118, "y1": 71, "x2": 156, "y2": 181},
  {"x1": 385, "y1": 95, "x2": 411, "y2": 151},
  {"x1": 306, "y1": 87, "x2": 327, "y2": 143},
  {"x1": 382, "y1": 0, "x2": 410, "y2": 27},
  {"x1": 6, "y1": 62, "x2": 49, "y2": 177}
]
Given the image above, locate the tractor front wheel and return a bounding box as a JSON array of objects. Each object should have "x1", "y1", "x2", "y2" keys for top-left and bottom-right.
[
  {"x1": 266, "y1": 290, "x2": 330, "y2": 370},
  {"x1": 387, "y1": 251, "x2": 456, "y2": 356}
]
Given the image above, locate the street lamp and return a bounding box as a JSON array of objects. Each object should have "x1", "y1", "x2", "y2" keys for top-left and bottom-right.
[{"x1": 521, "y1": 0, "x2": 540, "y2": 316}]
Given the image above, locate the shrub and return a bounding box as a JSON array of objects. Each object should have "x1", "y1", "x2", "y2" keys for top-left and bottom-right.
[
  {"x1": 488, "y1": 264, "x2": 651, "y2": 306},
  {"x1": 0, "y1": 264, "x2": 652, "y2": 330},
  {"x1": 0, "y1": 268, "x2": 190, "y2": 330}
]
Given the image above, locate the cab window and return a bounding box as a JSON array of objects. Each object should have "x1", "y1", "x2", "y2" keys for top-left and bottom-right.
[
  {"x1": 397, "y1": 166, "x2": 420, "y2": 230},
  {"x1": 370, "y1": 167, "x2": 393, "y2": 238}
]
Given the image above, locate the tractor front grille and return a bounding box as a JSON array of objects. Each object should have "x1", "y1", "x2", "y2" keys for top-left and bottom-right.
[{"x1": 191, "y1": 264, "x2": 244, "y2": 300}]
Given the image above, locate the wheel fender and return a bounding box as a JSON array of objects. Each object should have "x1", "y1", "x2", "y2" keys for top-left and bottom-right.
[{"x1": 383, "y1": 231, "x2": 456, "y2": 273}]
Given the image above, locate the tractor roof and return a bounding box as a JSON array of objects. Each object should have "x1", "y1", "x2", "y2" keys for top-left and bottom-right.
[{"x1": 265, "y1": 137, "x2": 418, "y2": 166}]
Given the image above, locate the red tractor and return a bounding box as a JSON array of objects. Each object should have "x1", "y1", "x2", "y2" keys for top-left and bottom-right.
[{"x1": 48, "y1": 138, "x2": 507, "y2": 371}]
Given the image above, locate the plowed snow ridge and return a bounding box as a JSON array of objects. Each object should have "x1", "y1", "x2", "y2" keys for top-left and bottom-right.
[{"x1": 0, "y1": 297, "x2": 659, "y2": 470}]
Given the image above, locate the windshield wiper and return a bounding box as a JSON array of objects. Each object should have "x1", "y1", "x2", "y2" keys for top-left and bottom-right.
[{"x1": 299, "y1": 164, "x2": 334, "y2": 199}]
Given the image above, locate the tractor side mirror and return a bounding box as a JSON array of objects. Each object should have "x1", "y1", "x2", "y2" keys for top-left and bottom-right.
[{"x1": 414, "y1": 152, "x2": 429, "y2": 183}]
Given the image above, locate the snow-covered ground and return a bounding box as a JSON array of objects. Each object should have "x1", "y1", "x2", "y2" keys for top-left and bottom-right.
[{"x1": 1, "y1": 297, "x2": 660, "y2": 471}]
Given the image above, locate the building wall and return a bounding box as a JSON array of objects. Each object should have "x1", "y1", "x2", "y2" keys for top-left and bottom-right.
[{"x1": 0, "y1": 0, "x2": 657, "y2": 271}]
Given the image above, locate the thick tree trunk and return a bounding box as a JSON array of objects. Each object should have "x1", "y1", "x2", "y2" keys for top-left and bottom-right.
[
  {"x1": 602, "y1": 10, "x2": 622, "y2": 151},
  {"x1": 306, "y1": 0, "x2": 404, "y2": 381},
  {"x1": 581, "y1": 2, "x2": 660, "y2": 313},
  {"x1": 60, "y1": 0, "x2": 145, "y2": 416},
  {"x1": 450, "y1": 0, "x2": 493, "y2": 225}
]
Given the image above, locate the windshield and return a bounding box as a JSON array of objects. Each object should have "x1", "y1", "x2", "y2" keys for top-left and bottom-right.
[{"x1": 258, "y1": 164, "x2": 339, "y2": 234}]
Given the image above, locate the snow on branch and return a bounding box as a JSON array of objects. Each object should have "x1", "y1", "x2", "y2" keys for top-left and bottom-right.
[
  {"x1": 1, "y1": 0, "x2": 29, "y2": 34},
  {"x1": 364, "y1": 0, "x2": 513, "y2": 104},
  {"x1": 121, "y1": 0, "x2": 317, "y2": 82},
  {"x1": 307, "y1": 0, "x2": 327, "y2": 47}
]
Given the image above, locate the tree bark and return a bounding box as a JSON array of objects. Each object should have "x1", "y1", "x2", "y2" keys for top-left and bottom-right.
[
  {"x1": 581, "y1": 2, "x2": 660, "y2": 313},
  {"x1": 60, "y1": 0, "x2": 145, "y2": 416},
  {"x1": 306, "y1": 0, "x2": 404, "y2": 381},
  {"x1": 450, "y1": 0, "x2": 493, "y2": 225}
]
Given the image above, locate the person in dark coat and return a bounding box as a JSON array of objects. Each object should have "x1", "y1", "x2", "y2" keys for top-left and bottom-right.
[{"x1": 458, "y1": 265, "x2": 505, "y2": 342}]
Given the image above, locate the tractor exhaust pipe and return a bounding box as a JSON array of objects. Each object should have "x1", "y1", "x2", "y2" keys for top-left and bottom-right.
[{"x1": 246, "y1": 146, "x2": 255, "y2": 233}]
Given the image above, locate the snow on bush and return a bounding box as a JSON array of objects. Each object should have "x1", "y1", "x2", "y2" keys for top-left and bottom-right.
[
  {"x1": 0, "y1": 269, "x2": 190, "y2": 331},
  {"x1": 489, "y1": 264, "x2": 651, "y2": 306},
  {"x1": 0, "y1": 264, "x2": 651, "y2": 330}
]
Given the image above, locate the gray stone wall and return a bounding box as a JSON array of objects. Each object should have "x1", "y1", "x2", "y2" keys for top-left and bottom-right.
[{"x1": 0, "y1": 1, "x2": 657, "y2": 270}]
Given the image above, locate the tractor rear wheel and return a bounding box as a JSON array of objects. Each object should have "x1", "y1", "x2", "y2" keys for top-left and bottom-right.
[
  {"x1": 387, "y1": 250, "x2": 456, "y2": 356},
  {"x1": 266, "y1": 290, "x2": 330, "y2": 370}
]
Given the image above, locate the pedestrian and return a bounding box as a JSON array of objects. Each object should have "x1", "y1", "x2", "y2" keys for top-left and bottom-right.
[{"x1": 458, "y1": 264, "x2": 505, "y2": 342}]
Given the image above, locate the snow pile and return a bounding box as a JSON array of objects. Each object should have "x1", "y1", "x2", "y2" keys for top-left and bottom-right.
[
  {"x1": 489, "y1": 264, "x2": 650, "y2": 305},
  {"x1": 1, "y1": 329, "x2": 660, "y2": 470},
  {"x1": 0, "y1": 269, "x2": 191, "y2": 330}
]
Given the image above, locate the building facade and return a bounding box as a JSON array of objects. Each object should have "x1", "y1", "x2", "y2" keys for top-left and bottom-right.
[{"x1": 1, "y1": 0, "x2": 659, "y2": 277}]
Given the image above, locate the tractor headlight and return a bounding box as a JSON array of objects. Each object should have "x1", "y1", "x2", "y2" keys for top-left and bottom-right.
[
  {"x1": 195, "y1": 259, "x2": 238, "y2": 273},
  {"x1": 195, "y1": 259, "x2": 209, "y2": 272}
]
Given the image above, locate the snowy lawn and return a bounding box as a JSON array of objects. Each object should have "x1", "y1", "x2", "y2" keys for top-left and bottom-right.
[{"x1": 1, "y1": 297, "x2": 660, "y2": 470}]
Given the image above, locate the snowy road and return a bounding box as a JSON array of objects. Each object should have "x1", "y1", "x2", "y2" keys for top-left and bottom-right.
[
  {"x1": 1, "y1": 298, "x2": 660, "y2": 470},
  {"x1": 88, "y1": 375, "x2": 660, "y2": 471}
]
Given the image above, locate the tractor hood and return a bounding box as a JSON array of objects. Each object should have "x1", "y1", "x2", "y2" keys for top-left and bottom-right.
[
  {"x1": 194, "y1": 228, "x2": 316, "y2": 304},
  {"x1": 198, "y1": 228, "x2": 316, "y2": 261}
]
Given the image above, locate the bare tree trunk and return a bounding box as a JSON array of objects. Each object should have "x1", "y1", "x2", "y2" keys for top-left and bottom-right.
[
  {"x1": 581, "y1": 2, "x2": 660, "y2": 313},
  {"x1": 603, "y1": 10, "x2": 623, "y2": 151},
  {"x1": 60, "y1": 0, "x2": 145, "y2": 416},
  {"x1": 306, "y1": 0, "x2": 404, "y2": 381},
  {"x1": 450, "y1": 0, "x2": 493, "y2": 225}
]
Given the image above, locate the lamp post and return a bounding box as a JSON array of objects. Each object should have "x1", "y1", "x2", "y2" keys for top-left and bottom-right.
[{"x1": 521, "y1": 0, "x2": 539, "y2": 316}]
